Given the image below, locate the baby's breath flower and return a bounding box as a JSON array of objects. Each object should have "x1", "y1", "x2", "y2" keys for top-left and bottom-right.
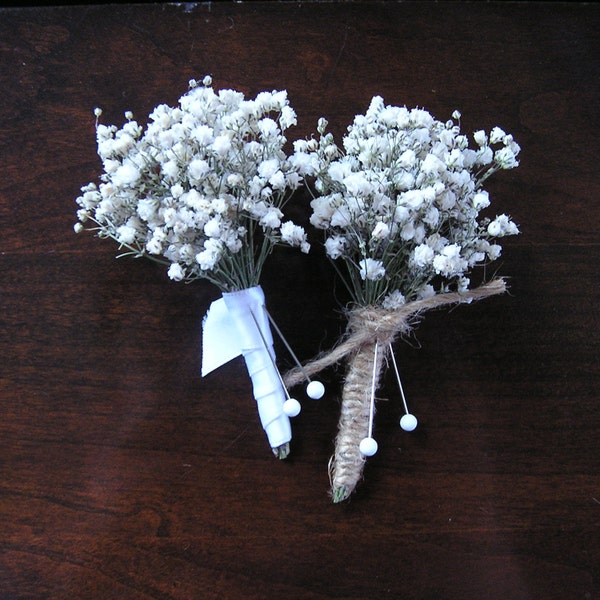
[
  {"x1": 411, "y1": 243, "x2": 435, "y2": 268},
  {"x1": 432, "y1": 244, "x2": 467, "y2": 277},
  {"x1": 259, "y1": 208, "x2": 283, "y2": 229},
  {"x1": 279, "y1": 105, "x2": 297, "y2": 129},
  {"x1": 473, "y1": 129, "x2": 487, "y2": 146},
  {"x1": 280, "y1": 221, "x2": 309, "y2": 252},
  {"x1": 371, "y1": 221, "x2": 390, "y2": 240},
  {"x1": 417, "y1": 283, "x2": 436, "y2": 300},
  {"x1": 488, "y1": 214, "x2": 519, "y2": 237},
  {"x1": 324, "y1": 235, "x2": 347, "y2": 259},
  {"x1": 167, "y1": 263, "x2": 185, "y2": 281},
  {"x1": 473, "y1": 190, "x2": 490, "y2": 210},
  {"x1": 116, "y1": 223, "x2": 138, "y2": 245},
  {"x1": 494, "y1": 146, "x2": 519, "y2": 169},
  {"x1": 489, "y1": 126, "x2": 506, "y2": 144},
  {"x1": 112, "y1": 161, "x2": 140, "y2": 187},
  {"x1": 359, "y1": 258, "x2": 386, "y2": 281},
  {"x1": 382, "y1": 289, "x2": 406, "y2": 309}
]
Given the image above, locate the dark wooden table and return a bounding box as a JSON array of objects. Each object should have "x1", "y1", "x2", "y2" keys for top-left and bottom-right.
[{"x1": 1, "y1": 2, "x2": 598, "y2": 598}]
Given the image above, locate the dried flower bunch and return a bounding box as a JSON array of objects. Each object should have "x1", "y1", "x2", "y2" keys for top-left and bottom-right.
[
  {"x1": 296, "y1": 96, "x2": 520, "y2": 307},
  {"x1": 75, "y1": 77, "x2": 316, "y2": 459},
  {"x1": 284, "y1": 96, "x2": 520, "y2": 501},
  {"x1": 75, "y1": 76, "x2": 309, "y2": 292}
]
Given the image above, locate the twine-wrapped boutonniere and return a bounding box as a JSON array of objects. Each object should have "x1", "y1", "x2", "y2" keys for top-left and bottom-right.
[{"x1": 285, "y1": 98, "x2": 520, "y2": 501}]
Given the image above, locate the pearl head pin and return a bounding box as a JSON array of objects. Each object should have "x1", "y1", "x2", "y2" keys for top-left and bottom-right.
[
  {"x1": 400, "y1": 413, "x2": 418, "y2": 431},
  {"x1": 389, "y1": 345, "x2": 418, "y2": 432},
  {"x1": 359, "y1": 437, "x2": 378, "y2": 457},
  {"x1": 249, "y1": 309, "x2": 301, "y2": 418},
  {"x1": 359, "y1": 341, "x2": 380, "y2": 457},
  {"x1": 266, "y1": 309, "x2": 325, "y2": 400},
  {"x1": 306, "y1": 380, "x2": 325, "y2": 399},
  {"x1": 283, "y1": 398, "x2": 301, "y2": 417}
]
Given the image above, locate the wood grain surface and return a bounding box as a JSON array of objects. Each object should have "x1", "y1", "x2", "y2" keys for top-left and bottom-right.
[{"x1": 0, "y1": 2, "x2": 598, "y2": 599}]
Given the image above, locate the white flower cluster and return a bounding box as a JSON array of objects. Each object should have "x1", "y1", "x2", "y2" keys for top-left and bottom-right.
[
  {"x1": 296, "y1": 97, "x2": 520, "y2": 306},
  {"x1": 75, "y1": 76, "x2": 309, "y2": 291}
]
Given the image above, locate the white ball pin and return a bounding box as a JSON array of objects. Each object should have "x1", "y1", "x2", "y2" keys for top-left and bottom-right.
[
  {"x1": 283, "y1": 398, "x2": 301, "y2": 417},
  {"x1": 306, "y1": 380, "x2": 325, "y2": 400},
  {"x1": 400, "y1": 413, "x2": 418, "y2": 432},
  {"x1": 359, "y1": 437, "x2": 378, "y2": 457}
]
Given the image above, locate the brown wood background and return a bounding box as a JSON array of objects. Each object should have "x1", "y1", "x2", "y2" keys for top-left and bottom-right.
[{"x1": 1, "y1": 2, "x2": 598, "y2": 598}]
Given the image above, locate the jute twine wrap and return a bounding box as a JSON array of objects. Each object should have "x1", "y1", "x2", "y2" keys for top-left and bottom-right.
[{"x1": 283, "y1": 278, "x2": 507, "y2": 502}]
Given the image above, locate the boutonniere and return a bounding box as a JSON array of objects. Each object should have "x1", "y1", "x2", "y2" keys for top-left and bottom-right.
[
  {"x1": 284, "y1": 98, "x2": 520, "y2": 501},
  {"x1": 75, "y1": 76, "x2": 323, "y2": 459}
]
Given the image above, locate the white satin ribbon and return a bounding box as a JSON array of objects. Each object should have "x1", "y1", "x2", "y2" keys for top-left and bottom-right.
[{"x1": 201, "y1": 285, "x2": 291, "y2": 449}]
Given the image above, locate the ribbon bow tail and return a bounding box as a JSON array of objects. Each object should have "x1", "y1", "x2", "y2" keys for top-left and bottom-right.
[{"x1": 201, "y1": 297, "x2": 242, "y2": 377}]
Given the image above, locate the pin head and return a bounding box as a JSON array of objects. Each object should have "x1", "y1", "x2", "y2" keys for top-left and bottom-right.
[
  {"x1": 283, "y1": 398, "x2": 301, "y2": 417},
  {"x1": 359, "y1": 437, "x2": 378, "y2": 457},
  {"x1": 400, "y1": 413, "x2": 418, "y2": 431},
  {"x1": 306, "y1": 380, "x2": 325, "y2": 399}
]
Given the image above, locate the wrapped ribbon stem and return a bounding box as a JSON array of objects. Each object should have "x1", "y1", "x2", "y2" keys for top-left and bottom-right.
[{"x1": 203, "y1": 286, "x2": 292, "y2": 458}]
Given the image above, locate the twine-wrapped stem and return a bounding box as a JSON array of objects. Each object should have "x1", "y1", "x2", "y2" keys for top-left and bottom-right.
[
  {"x1": 282, "y1": 278, "x2": 508, "y2": 501},
  {"x1": 330, "y1": 334, "x2": 393, "y2": 502}
]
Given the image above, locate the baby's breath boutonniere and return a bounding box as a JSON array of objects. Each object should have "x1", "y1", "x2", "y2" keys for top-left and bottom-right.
[
  {"x1": 75, "y1": 76, "x2": 324, "y2": 458},
  {"x1": 285, "y1": 97, "x2": 520, "y2": 501}
]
